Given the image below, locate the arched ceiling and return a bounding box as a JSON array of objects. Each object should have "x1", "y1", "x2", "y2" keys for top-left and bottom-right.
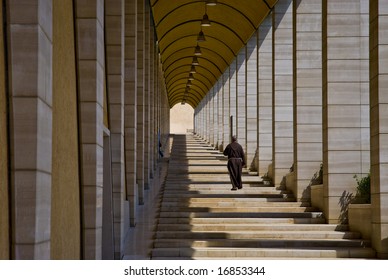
[{"x1": 151, "y1": 0, "x2": 278, "y2": 108}]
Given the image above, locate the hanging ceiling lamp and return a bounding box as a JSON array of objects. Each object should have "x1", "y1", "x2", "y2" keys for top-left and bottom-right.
[
  {"x1": 194, "y1": 44, "x2": 202, "y2": 56},
  {"x1": 197, "y1": 30, "x2": 206, "y2": 42},
  {"x1": 201, "y1": 4, "x2": 211, "y2": 27},
  {"x1": 192, "y1": 56, "x2": 199, "y2": 65},
  {"x1": 188, "y1": 73, "x2": 195, "y2": 80},
  {"x1": 190, "y1": 65, "x2": 196, "y2": 73},
  {"x1": 206, "y1": 0, "x2": 217, "y2": 6},
  {"x1": 201, "y1": 13, "x2": 211, "y2": 27},
  {"x1": 187, "y1": 80, "x2": 193, "y2": 87}
]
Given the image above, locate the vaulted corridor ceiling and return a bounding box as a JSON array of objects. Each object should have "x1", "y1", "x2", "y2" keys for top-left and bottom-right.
[{"x1": 151, "y1": 0, "x2": 278, "y2": 108}]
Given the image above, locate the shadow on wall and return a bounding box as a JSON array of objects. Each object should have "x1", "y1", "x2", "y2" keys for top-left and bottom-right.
[
  {"x1": 339, "y1": 190, "x2": 354, "y2": 224},
  {"x1": 170, "y1": 104, "x2": 194, "y2": 134}
]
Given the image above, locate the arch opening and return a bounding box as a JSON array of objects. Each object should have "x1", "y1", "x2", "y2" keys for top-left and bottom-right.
[{"x1": 170, "y1": 103, "x2": 194, "y2": 134}]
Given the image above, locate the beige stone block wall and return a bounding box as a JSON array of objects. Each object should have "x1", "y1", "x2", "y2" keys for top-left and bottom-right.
[
  {"x1": 0, "y1": 0, "x2": 10, "y2": 260},
  {"x1": 51, "y1": 0, "x2": 81, "y2": 260},
  {"x1": 348, "y1": 204, "x2": 371, "y2": 240}
]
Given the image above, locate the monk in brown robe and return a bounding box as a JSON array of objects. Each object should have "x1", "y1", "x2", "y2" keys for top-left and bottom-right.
[{"x1": 223, "y1": 136, "x2": 246, "y2": 190}]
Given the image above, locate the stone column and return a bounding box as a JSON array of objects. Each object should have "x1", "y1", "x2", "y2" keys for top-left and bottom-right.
[
  {"x1": 124, "y1": 0, "x2": 137, "y2": 226},
  {"x1": 370, "y1": 0, "x2": 388, "y2": 259},
  {"x1": 0, "y1": 0, "x2": 9, "y2": 260},
  {"x1": 323, "y1": 0, "x2": 369, "y2": 224},
  {"x1": 75, "y1": 0, "x2": 105, "y2": 259},
  {"x1": 223, "y1": 69, "x2": 230, "y2": 146},
  {"x1": 209, "y1": 88, "x2": 215, "y2": 145},
  {"x1": 230, "y1": 59, "x2": 237, "y2": 137},
  {"x1": 105, "y1": 0, "x2": 125, "y2": 259},
  {"x1": 218, "y1": 81, "x2": 224, "y2": 151},
  {"x1": 8, "y1": 0, "x2": 53, "y2": 259},
  {"x1": 213, "y1": 86, "x2": 219, "y2": 148},
  {"x1": 206, "y1": 93, "x2": 211, "y2": 142},
  {"x1": 199, "y1": 101, "x2": 204, "y2": 138},
  {"x1": 258, "y1": 15, "x2": 273, "y2": 177},
  {"x1": 144, "y1": 1, "x2": 150, "y2": 189},
  {"x1": 51, "y1": 0, "x2": 81, "y2": 260},
  {"x1": 149, "y1": 24, "x2": 155, "y2": 177},
  {"x1": 273, "y1": 0, "x2": 294, "y2": 187},
  {"x1": 136, "y1": 0, "x2": 145, "y2": 204},
  {"x1": 247, "y1": 32, "x2": 258, "y2": 170},
  {"x1": 237, "y1": 47, "x2": 247, "y2": 151},
  {"x1": 293, "y1": 0, "x2": 322, "y2": 202}
]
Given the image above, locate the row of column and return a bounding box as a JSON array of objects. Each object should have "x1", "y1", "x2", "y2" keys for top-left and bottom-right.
[
  {"x1": 1, "y1": 0, "x2": 170, "y2": 259},
  {"x1": 194, "y1": 0, "x2": 387, "y2": 258}
]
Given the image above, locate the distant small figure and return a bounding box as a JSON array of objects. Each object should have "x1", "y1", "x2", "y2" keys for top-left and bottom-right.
[
  {"x1": 223, "y1": 135, "x2": 246, "y2": 191},
  {"x1": 159, "y1": 140, "x2": 164, "y2": 158}
]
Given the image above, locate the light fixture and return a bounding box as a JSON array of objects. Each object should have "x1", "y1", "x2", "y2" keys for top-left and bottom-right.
[
  {"x1": 206, "y1": 0, "x2": 217, "y2": 6},
  {"x1": 197, "y1": 30, "x2": 206, "y2": 42},
  {"x1": 194, "y1": 45, "x2": 202, "y2": 56},
  {"x1": 190, "y1": 65, "x2": 197, "y2": 73},
  {"x1": 192, "y1": 56, "x2": 199, "y2": 65},
  {"x1": 186, "y1": 86, "x2": 191, "y2": 92},
  {"x1": 187, "y1": 80, "x2": 192, "y2": 87},
  {"x1": 188, "y1": 73, "x2": 195, "y2": 80},
  {"x1": 201, "y1": 13, "x2": 211, "y2": 27}
]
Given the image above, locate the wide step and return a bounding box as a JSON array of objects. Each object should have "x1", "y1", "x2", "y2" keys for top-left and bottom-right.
[
  {"x1": 151, "y1": 134, "x2": 375, "y2": 259},
  {"x1": 152, "y1": 247, "x2": 376, "y2": 259}
]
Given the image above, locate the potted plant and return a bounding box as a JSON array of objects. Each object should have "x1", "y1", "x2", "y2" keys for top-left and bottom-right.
[{"x1": 353, "y1": 173, "x2": 371, "y2": 203}]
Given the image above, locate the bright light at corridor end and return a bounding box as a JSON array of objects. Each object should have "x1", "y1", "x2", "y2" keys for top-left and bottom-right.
[{"x1": 170, "y1": 104, "x2": 194, "y2": 134}]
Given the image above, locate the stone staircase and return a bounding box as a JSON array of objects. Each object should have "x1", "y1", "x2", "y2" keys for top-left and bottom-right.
[{"x1": 151, "y1": 134, "x2": 375, "y2": 259}]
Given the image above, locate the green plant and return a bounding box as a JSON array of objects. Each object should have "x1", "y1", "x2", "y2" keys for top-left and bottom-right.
[
  {"x1": 310, "y1": 163, "x2": 323, "y2": 185},
  {"x1": 353, "y1": 173, "x2": 371, "y2": 203}
]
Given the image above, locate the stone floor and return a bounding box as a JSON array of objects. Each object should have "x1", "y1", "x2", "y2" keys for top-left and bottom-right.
[{"x1": 122, "y1": 137, "x2": 172, "y2": 260}]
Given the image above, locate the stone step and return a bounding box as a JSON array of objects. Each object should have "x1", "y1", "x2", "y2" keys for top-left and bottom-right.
[
  {"x1": 153, "y1": 238, "x2": 370, "y2": 249},
  {"x1": 161, "y1": 193, "x2": 293, "y2": 199},
  {"x1": 158, "y1": 211, "x2": 324, "y2": 219},
  {"x1": 157, "y1": 217, "x2": 326, "y2": 225},
  {"x1": 159, "y1": 206, "x2": 319, "y2": 213},
  {"x1": 163, "y1": 182, "x2": 268, "y2": 187},
  {"x1": 165, "y1": 176, "x2": 259, "y2": 182},
  {"x1": 155, "y1": 230, "x2": 361, "y2": 240},
  {"x1": 151, "y1": 247, "x2": 376, "y2": 259},
  {"x1": 162, "y1": 197, "x2": 298, "y2": 203},
  {"x1": 156, "y1": 223, "x2": 348, "y2": 232},
  {"x1": 151, "y1": 134, "x2": 376, "y2": 259},
  {"x1": 162, "y1": 190, "x2": 293, "y2": 196},
  {"x1": 160, "y1": 201, "x2": 310, "y2": 207}
]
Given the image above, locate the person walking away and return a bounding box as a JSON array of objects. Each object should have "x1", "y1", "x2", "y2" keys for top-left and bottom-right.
[{"x1": 223, "y1": 136, "x2": 246, "y2": 190}]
